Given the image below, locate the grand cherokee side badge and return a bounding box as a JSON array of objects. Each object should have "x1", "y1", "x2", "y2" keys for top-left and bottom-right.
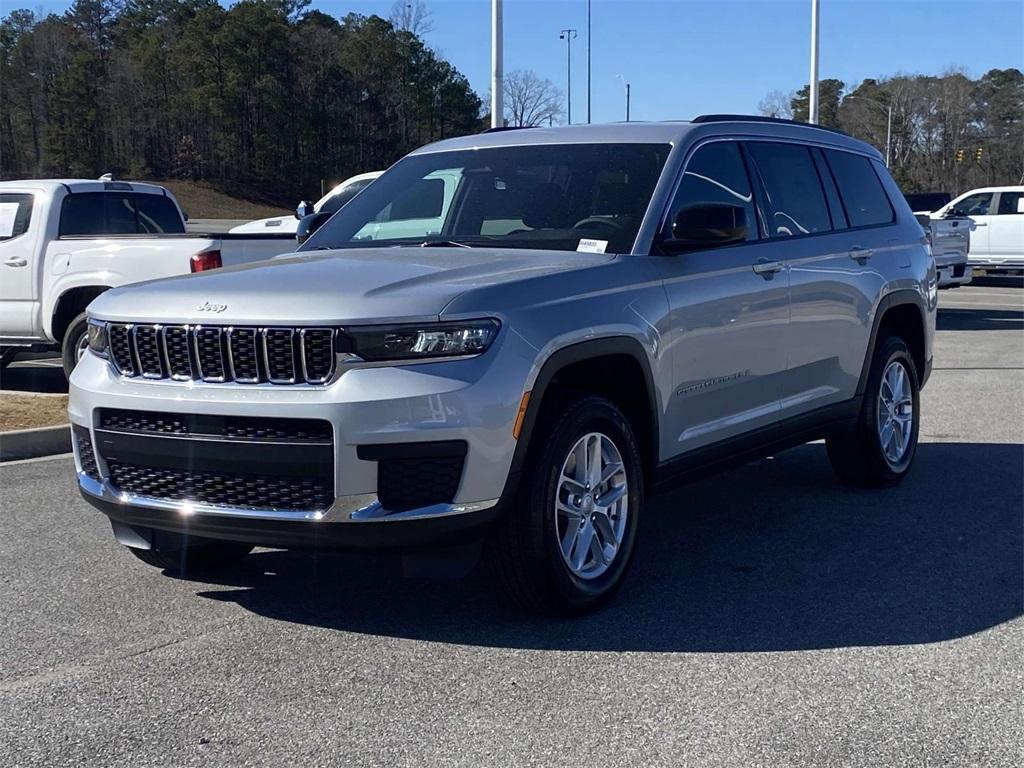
[{"x1": 196, "y1": 301, "x2": 228, "y2": 313}]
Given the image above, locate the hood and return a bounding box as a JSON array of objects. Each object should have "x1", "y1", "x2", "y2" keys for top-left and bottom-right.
[
  {"x1": 88, "y1": 247, "x2": 614, "y2": 325},
  {"x1": 229, "y1": 215, "x2": 299, "y2": 235}
]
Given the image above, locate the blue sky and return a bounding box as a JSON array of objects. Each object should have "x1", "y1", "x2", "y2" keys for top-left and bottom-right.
[{"x1": 18, "y1": 0, "x2": 1024, "y2": 122}]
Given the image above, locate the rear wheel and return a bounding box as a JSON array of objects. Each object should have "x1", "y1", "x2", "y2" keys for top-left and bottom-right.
[
  {"x1": 127, "y1": 531, "x2": 254, "y2": 573},
  {"x1": 489, "y1": 395, "x2": 642, "y2": 615},
  {"x1": 827, "y1": 336, "x2": 920, "y2": 487},
  {"x1": 61, "y1": 312, "x2": 90, "y2": 379}
]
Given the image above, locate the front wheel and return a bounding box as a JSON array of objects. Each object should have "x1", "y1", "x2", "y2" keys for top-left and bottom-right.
[
  {"x1": 61, "y1": 312, "x2": 90, "y2": 379},
  {"x1": 489, "y1": 395, "x2": 643, "y2": 615},
  {"x1": 127, "y1": 531, "x2": 254, "y2": 573},
  {"x1": 827, "y1": 336, "x2": 921, "y2": 487}
]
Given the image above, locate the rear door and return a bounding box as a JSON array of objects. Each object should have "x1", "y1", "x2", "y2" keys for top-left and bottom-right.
[
  {"x1": 747, "y1": 143, "x2": 892, "y2": 417},
  {"x1": 989, "y1": 191, "x2": 1024, "y2": 260},
  {"x1": 0, "y1": 191, "x2": 42, "y2": 339},
  {"x1": 661, "y1": 139, "x2": 790, "y2": 454}
]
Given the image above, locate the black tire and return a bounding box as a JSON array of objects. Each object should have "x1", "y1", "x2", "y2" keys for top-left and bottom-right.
[
  {"x1": 488, "y1": 394, "x2": 643, "y2": 615},
  {"x1": 827, "y1": 336, "x2": 921, "y2": 487},
  {"x1": 61, "y1": 311, "x2": 90, "y2": 380},
  {"x1": 126, "y1": 531, "x2": 254, "y2": 573}
]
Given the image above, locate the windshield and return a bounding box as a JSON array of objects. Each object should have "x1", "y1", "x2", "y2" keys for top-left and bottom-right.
[
  {"x1": 317, "y1": 178, "x2": 375, "y2": 215},
  {"x1": 301, "y1": 143, "x2": 671, "y2": 254}
]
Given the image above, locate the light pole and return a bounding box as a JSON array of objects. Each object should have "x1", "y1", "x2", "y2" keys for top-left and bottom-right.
[
  {"x1": 491, "y1": 0, "x2": 503, "y2": 128},
  {"x1": 586, "y1": 0, "x2": 591, "y2": 124},
  {"x1": 846, "y1": 94, "x2": 893, "y2": 167},
  {"x1": 559, "y1": 29, "x2": 577, "y2": 125},
  {"x1": 808, "y1": 0, "x2": 820, "y2": 124},
  {"x1": 616, "y1": 74, "x2": 630, "y2": 122}
]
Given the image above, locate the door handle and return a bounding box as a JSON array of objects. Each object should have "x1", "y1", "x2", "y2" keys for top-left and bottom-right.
[
  {"x1": 849, "y1": 246, "x2": 873, "y2": 262},
  {"x1": 3, "y1": 256, "x2": 28, "y2": 268},
  {"x1": 752, "y1": 259, "x2": 784, "y2": 279}
]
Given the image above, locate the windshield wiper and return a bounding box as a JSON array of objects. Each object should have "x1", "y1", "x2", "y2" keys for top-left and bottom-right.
[{"x1": 417, "y1": 239, "x2": 473, "y2": 249}]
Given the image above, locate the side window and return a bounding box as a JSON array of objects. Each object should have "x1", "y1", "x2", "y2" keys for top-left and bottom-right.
[
  {"x1": 950, "y1": 193, "x2": 993, "y2": 217},
  {"x1": 0, "y1": 193, "x2": 34, "y2": 241},
  {"x1": 997, "y1": 191, "x2": 1024, "y2": 215},
  {"x1": 664, "y1": 141, "x2": 758, "y2": 243},
  {"x1": 134, "y1": 194, "x2": 185, "y2": 233},
  {"x1": 746, "y1": 142, "x2": 831, "y2": 237},
  {"x1": 811, "y1": 148, "x2": 848, "y2": 229},
  {"x1": 824, "y1": 150, "x2": 894, "y2": 227}
]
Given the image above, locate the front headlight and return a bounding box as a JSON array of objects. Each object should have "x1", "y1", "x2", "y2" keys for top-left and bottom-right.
[
  {"x1": 86, "y1": 318, "x2": 108, "y2": 358},
  {"x1": 346, "y1": 319, "x2": 500, "y2": 361}
]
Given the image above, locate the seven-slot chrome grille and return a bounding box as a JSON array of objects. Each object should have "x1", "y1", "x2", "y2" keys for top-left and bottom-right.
[{"x1": 106, "y1": 323, "x2": 338, "y2": 385}]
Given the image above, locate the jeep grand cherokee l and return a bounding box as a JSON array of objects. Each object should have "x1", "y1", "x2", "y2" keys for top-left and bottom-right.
[{"x1": 70, "y1": 116, "x2": 936, "y2": 614}]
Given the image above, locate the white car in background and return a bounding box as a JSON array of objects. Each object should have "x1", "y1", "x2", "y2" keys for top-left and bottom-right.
[
  {"x1": 229, "y1": 171, "x2": 382, "y2": 235},
  {"x1": 932, "y1": 186, "x2": 1024, "y2": 276}
]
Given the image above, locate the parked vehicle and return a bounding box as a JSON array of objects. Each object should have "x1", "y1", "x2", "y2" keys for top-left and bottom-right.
[
  {"x1": 229, "y1": 172, "x2": 382, "y2": 235},
  {"x1": 932, "y1": 186, "x2": 1024, "y2": 276},
  {"x1": 70, "y1": 117, "x2": 935, "y2": 614},
  {"x1": 915, "y1": 213, "x2": 971, "y2": 288},
  {"x1": 0, "y1": 179, "x2": 299, "y2": 377},
  {"x1": 903, "y1": 191, "x2": 951, "y2": 214}
]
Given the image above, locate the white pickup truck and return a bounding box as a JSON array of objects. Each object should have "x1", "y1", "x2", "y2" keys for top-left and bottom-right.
[{"x1": 0, "y1": 179, "x2": 298, "y2": 377}]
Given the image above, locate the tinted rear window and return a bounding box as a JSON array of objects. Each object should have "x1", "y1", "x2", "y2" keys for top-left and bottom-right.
[
  {"x1": 746, "y1": 142, "x2": 832, "y2": 237},
  {"x1": 0, "y1": 193, "x2": 34, "y2": 241},
  {"x1": 60, "y1": 192, "x2": 184, "y2": 236},
  {"x1": 825, "y1": 150, "x2": 894, "y2": 227}
]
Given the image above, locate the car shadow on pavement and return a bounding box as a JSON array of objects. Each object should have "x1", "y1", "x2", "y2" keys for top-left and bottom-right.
[
  {"x1": 937, "y1": 307, "x2": 1024, "y2": 332},
  {"x1": 0, "y1": 356, "x2": 68, "y2": 394},
  {"x1": 188, "y1": 442, "x2": 1023, "y2": 652}
]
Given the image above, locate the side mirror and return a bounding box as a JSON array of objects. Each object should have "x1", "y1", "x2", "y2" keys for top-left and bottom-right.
[
  {"x1": 296, "y1": 211, "x2": 332, "y2": 245},
  {"x1": 661, "y1": 204, "x2": 748, "y2": 253},
  {"x1": 295, "y1": 200, "x2": 315, "y2": 220}
]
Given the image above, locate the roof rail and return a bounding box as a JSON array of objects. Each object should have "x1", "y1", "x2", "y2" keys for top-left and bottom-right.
[
  {"x1": 480, "y1": 125, "x2": 537, "y2": 134},
  {"x1": 692, "y1": 114, "x2": 851, "y2": 137}
]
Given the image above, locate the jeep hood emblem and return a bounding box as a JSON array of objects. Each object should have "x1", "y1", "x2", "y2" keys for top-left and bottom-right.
[{"x1": 196, "y1": 301, "x2": 228, "y2": 313}]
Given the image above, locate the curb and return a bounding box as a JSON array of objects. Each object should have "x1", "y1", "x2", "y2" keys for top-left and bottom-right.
[{"x1": 0, "y1": 424, "x2": 72, "y2": 462}]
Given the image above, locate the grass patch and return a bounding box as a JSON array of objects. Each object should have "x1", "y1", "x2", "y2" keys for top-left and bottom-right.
[
  {"x1": 155, "y1": 180, "x2": 289, "y2": 220},
  {"x1": 0, "y1": 394, "x2": 69, "y2": 431}
]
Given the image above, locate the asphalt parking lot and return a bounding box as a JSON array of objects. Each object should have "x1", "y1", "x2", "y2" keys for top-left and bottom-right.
[{"x1": 1, "y1": 284, "x2": 1021, "y2": 767}]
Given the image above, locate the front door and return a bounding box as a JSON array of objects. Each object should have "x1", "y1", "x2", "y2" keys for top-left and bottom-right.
[
  {"x1": 0, "y1": 192, "x2": 40, "y2": 339},
  {"x1": 660, "y1": 140, "x2": 790, "y2": 456},
  {"x1": 990, "y1": 191, "x2": 1024, "y2": 260}
]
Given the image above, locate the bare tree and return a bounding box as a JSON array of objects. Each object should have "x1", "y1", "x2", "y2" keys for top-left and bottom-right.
[
  {"x1": 389, "y1": 1, "x2": 433, "y2": 36},
  {"x1": 758, "y1": 89, "x2": 794, "y2": 119},
  {"x1": 503, "y1": 69, "x2": 564, "y2": 127}
]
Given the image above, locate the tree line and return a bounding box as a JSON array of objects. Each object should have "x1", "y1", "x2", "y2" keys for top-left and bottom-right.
[
  {"x1": 0, "y1": 0, "x2": 482, "y2": 202},
  {"x1": 760, "y1": 69, "x2": 1024, "y2": 194}
]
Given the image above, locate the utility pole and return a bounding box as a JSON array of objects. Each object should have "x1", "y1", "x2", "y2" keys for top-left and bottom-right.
[
  {"x1": 491, "y1": 0, "x2": 503, "y2": 128},
  {"x1": 586, "y1": 0, "x2": 592, "y2": 124},
  {"x1": 808, "y1": 0, "x2": 820, "y2": 124},
  {"x1": 560, "y1": 29, "x2": 577, "y2": 125},
  {"x1": 846, "y1": 95, "x2": 893, "y2": 167}
]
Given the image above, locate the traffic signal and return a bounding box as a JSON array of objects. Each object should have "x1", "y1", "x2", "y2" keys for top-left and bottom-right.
[
  {"x1": 975, "y1": 147, "x2": 983, "y2": 162},
  {"x1": 955, "y1": 149, "x2": 964, "y2": 163}
]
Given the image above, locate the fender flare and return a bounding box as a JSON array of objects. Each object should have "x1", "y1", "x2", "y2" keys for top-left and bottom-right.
[
  {"x1": 505, "y1": 336, "x2": 661, "y2": 491},
  {"x1": 856, "y1": 289, "x2": 929, "y2": 396}
]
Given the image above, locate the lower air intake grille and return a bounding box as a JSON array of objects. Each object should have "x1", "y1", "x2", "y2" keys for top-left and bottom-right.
[
  {"x1": 74, "y1": 427, "x2": 99, "y2": 480},
  {"x1": 106, "y1": 461, "x2": 334, "y2": 512},
  {"x1": 98, "y1": 409, "x2": 332, "y2": 443},
  {"x1": 377, "y1": 456, "x2": 465, "y2": 512}
]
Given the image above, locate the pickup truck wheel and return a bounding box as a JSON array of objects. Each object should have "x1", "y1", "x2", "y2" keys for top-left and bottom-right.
[
  {"x1": 827, "y1": 337, "x2": 920, "y2": 487},
  {"x1": 61, "y1": 312, "x2": 90, "y2": 379},
  {"x1": 489, "y1": 395, "x2": 642, "y2": 615},
  {"x1": 126, "y1": 532, "x2": 254, "y2": 573}
]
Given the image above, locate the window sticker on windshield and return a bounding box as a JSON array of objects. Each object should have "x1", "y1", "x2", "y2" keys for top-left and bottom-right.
[{"x1": 577, "y1": 238, "x2": 608, "y2": 253}]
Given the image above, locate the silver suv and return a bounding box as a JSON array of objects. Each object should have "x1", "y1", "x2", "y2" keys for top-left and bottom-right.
[{"x1": 70, "y1": 116, "x2": 936, "y2": 614}]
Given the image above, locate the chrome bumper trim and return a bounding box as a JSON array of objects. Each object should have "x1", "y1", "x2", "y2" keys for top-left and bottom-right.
[{"x1": 77, "y1": 472, "x2": 498, "y2": 524}]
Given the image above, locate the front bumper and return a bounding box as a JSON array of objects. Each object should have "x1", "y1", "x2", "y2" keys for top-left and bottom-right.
[{"x1": 69, "y1": 339, "x2": 529, "y2": 550}]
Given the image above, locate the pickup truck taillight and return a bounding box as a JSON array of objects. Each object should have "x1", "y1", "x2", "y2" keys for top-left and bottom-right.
[{"x1": 190, "y1": 249, "x2": 222, "y2": 273}]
